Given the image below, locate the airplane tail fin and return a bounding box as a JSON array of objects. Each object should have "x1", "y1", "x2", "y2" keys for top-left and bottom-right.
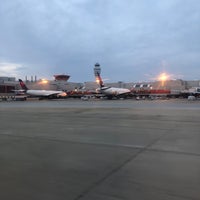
[
  {"x1": 18, "y1": 79, "x2": 28, "y2": 91},
  {"x1": 96, "y1": 72, "x2": 104, "y2": 88}
]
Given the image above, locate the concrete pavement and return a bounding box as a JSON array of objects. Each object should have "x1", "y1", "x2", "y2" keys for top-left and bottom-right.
[{"x1": 0, "y1": 100, "x2": 200, "y2": 200}]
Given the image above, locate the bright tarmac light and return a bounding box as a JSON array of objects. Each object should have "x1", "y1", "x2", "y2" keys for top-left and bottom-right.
[
  {"x1": 158, "y1": 73, "x2": 169, "y2": 81},
  {"x1": 158, "y1": 73, "x2": 170, "y2": 86},
  {"x1": 96, "y1": 78, "x2": 100, "y2": 84},
  {"x1": 38, "y1": 79, "x2": 49, "y2": 84}
]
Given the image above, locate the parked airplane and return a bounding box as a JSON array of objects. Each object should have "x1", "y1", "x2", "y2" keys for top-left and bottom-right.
[
  {"x1": 95, "y1": 73, "x2": 131, "y2": 99},
  {"x1": 18, "y1": 79, "x2": 67, "y2": 98}
]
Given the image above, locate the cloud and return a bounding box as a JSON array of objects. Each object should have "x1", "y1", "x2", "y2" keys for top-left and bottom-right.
[
  {"x1": 0, "y1": 61, "x2": 24, "y2": 77},
  {"x1": 0, "y1": 0, "x2": 200, "y2": 82}
]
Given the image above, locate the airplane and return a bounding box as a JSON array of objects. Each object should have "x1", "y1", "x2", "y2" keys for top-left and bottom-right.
[
  {"x1": 95, "y1": 72, "x2": 131, "y2": 99},
  {"x1": 18, "y1": 79, "x2": 67, "y2": 99}
]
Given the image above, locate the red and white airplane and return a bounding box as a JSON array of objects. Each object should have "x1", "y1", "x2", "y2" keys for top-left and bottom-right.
[
  {"x1": 18, "y1": 79, "x2": 67, "y2": 98},
  {"x1": 95, "y1": 72, "x2": 131, "y2": 99}
]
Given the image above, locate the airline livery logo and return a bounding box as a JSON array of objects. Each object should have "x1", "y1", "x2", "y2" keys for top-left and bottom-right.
[{"x1": 19, "y1": 79, "x2": 28, "y2": 90}]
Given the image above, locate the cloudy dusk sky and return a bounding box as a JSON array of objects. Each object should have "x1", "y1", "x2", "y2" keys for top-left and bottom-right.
[{"x1": 0, "y1": 0, "x2": 200, "y2": 82}]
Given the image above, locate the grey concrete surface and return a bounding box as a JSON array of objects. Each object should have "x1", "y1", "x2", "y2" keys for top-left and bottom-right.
[{"x1": 0, "y1": 99, "x2": 200, "y2": 200}]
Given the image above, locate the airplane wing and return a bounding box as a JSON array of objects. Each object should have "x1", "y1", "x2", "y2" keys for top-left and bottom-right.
[
  {"x1": 44, "y1": 91, "x2": 67, "y2": 97},
  {"x1": 11, "y1": 89, "x2": 26, "y2": 94}
]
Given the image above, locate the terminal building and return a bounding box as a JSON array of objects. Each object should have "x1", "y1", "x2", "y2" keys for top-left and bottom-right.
[
  {"x1": 1, "y1": 74, "x2": 200, "y2": 98},
  {"x1": 0, "y1": 77, "x2": 16, "y2": 94}
]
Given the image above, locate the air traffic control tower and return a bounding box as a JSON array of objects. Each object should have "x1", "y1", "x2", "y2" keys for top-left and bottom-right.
[{"x1": 94, "y1": 63, "x2": 101, "y2": 77}]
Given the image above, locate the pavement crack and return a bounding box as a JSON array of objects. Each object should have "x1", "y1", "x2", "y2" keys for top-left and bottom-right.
[{"x1": 73, "y1": 148, "x2": 145, "y2": 200}]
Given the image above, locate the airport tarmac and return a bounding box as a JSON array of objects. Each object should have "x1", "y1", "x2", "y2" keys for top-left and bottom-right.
[{"x1": 0, "y1": 99, "x2": 200, "y2": 200}]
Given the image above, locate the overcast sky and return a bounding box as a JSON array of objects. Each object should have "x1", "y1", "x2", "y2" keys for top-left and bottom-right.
[{"x1": 0, "y1": 0, "x2": 200, "y2": 82}]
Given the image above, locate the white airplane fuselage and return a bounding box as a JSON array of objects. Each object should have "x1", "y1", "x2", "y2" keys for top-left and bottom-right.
[
  {"x1": 99, "y1": 87, "x2": 130, "y2": 96},
  {"x1": 26, "y1": 90, "x2": 66, "y2": 97}
]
